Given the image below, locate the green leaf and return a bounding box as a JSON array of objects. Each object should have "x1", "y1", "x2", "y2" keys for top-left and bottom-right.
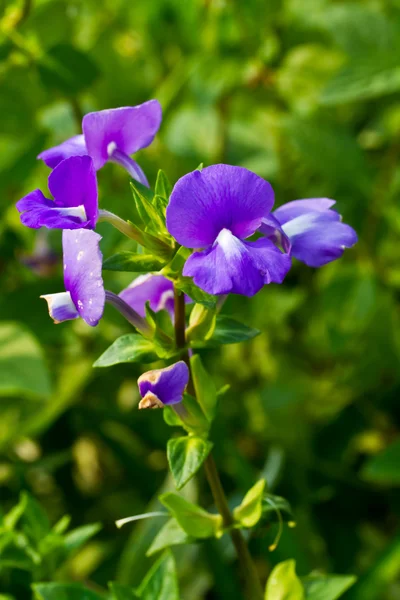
[
  {"x1": 103, "y1": 252, "x2": 166, "y2": 273},
  {"x1": 181, "y1": 393, "x2": 210, "y2": 435},
  {"x1": 159, "y1": 493, "x2": 223, "y2": 539},
  {"x1": 192, "y1": 316, "x2": 260, "y2": 347},
  {"x1": 147, "y1": 518, "x2": 193, "y2": 556},
  {"x1": 38, "y1": 44, "x2": 100, "y2": 94},
  {"x1": 93, "y1": 334, "x2": 158, "y2": 367},
  {"x1": 175, "y1": 278, "x2": 217, "y2": 308},
  {"x1": 190, "y1": 355, "x2": 217, "y2": 422},
  {"x1": 360, "y1": 439, "x2": 400, "y2": 485},
  {"x1": 155, "y1": 170, "x2": 173, "y2": 200},
  {"x1": 186, "y1": 304, "x2": 216, "y2": 343},
  {"x1": 109, "y1": 582, "x2": 137, "y2": 600},
  {"x1": 136, "y1": 551, "x2": 179, "y2": 600},
  {"x1": 233, "y1": 480, "x2": 266, "y2": 528},
  {"x1": 130, "y1": 181, "x2": 166, "y2": 235},
  {"x1": 63, "y1": 523, "x2": 101, "y2": 556},
  {"x1": 33, "y1": 583, "x2": 103, "y2": 600},
  {"x1": 167, "y1": 436, "x2": 213, "y2": 490},
  {"x1": 302, "y1": 574, "x2": 356, "y2": 600},
  {"x1": 265, "y1": 560, "x2": 305, "y2": 600},
  {"x1": 0, "y1": 322, "x2": 52, "y2": 399}
]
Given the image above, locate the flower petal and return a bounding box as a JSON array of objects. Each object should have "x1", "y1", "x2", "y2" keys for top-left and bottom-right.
[
  {"x1": 273, "y1": 198, "x2": 336, "y2": 225},
  {"x1": 281, "y1": 211, "x2": 358, "y2": 267},
  {"x1": 48, "y1": 156, "x2": 98, "y2": 228},
  {"x1": 166, "y1": 164, "x2": 275, "y2": 248},
  {"x1": 40, "y1": 291, "x2": 79, "y2": 323},
  {"x1": 62, "y1": 229, "x2": 105, "y2": 326},
  {"x1": 138, "y1": 361, "x2": 189, "y2": 407},
  {"x1": 119, "y1": 274, "x2": 175, "y2": 318},
  {"x1": 82, "y1": 100, "x2": 162, "y2": 170},
  {"x1": 37, "y1": 135, "x2": 87, "y2": 169},
  {"x1": 16, "y1": 189, "x2": 88, "y2": 229},
  {"x1": 259, "y1": 214, "x2": 291, "y2": 253},
  {"x1": 183, "y1": 229, "x2": 289, "y2": 296}
]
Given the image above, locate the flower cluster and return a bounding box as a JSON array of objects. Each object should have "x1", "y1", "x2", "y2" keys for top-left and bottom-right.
[{"x1": 16, "y1": 99, "x2": 357, "y2": 407}]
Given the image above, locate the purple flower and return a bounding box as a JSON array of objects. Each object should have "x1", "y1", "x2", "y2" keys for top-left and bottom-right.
[
  {"x1": 41, "y1": 229, "x2": 105, "y2": 326},
  {"x1": 17, "y1": 156, "x2": 98, "y2": 230},
  {"x1": 119, "y1": 274, "x2": 175, "y2": 318},
  {"x1": 138, "y1": 361, "x2": 189, "y2": 409},
  {"x1": 260, "y1": 198, "x2": 358, "y2": 268},
  {"x1": 166, "y1": 165, "x2": 291, "y2": 297},
  {"x1": 38, "y1": 100, "x2": 162, "y2": 187}
]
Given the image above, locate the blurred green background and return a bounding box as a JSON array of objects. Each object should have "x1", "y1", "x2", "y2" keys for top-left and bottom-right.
[{"x1": 1, "y1": 0, "x2": 400, "y2": 598}]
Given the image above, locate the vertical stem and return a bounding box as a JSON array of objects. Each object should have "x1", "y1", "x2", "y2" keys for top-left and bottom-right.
[{"x1": 173, "y1": 284, "x2": 264, "y2": 600}]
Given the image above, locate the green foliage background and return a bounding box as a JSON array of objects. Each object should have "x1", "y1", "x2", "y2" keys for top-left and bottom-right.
[{"x1": 1, "y1": 0, "x2": 400, "y2": 598}]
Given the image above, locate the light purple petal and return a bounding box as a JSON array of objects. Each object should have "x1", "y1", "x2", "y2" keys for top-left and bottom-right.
[
  {"x1": 38, "y1": 135, "x2": 87, "y2": 169},
  {"x1": 119, "y1": 275, "x2": 175, "y2": 318},
  {"x1": 17, "y1": 189, "x2": 88, "y2": 230},
  {"x1": 273, "y1": 198, "x2": 336, "y2": 225},
  {"x1": 166, "y1": 165, "x2": 275, "y2": 248},
  {"x1": 281, "y1": 211, "x2": 358, "y2": 267},
  {"x1": 40, "y1": 291, "x2": 79, "y2": 323},
  {"x1": 138, "y1": 361, "x2": 189, "y2": 407},
  {"x1": 183, "y1": 229, "x2": 290, "y2": 296},
  {"x1": 48, "y1": 156, "x2": 98, "y2": 228},
  {"x1": 82, "y1": 100, "x2": 162, "y2": 170},
  {"x1": 62, "y1": 229, "x2": 105, "y2": 326}
]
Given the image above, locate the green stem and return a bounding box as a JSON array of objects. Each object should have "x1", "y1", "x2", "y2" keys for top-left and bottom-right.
[{"x1": 173, "y1": 284, "x2": 264, "y2": 600}]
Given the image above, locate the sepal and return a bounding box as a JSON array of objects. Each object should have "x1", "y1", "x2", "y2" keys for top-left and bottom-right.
[{"x1": 233, "y1": 479, "x2": 266, "y2": 529}]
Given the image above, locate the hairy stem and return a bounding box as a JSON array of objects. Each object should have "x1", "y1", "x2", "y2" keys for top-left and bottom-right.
[{"x1": 173, "y1": 284, "x2": 264, "y2": 600}]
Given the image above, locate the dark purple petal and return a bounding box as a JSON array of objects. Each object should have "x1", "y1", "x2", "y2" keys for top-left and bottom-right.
[
  {"x1": 48, "y1": 156, "x2": 98, "y2": 228},
  {"x1": 37, "y1": 135, "x2": 87, "y2": 169},
  {"x1": 119, "y1": 275, "x2": 175, "y2": 318},
  {"x1": 40, "y1": 291, "x2": 79, "y2": 323},
  {"x1": 82, "y1": 100, "x2": 162, "y2": 170},
  {"x1": 273, "y1": 198, "x2": 336, "y2": 225},
  {"x1": 17, "y1": 189, "x2": 89, "y2": 229},
  {"x1": 138, "y1": 361, "x2": 189, "y2": 407},
  {"x1": 183, "y1": 229, "x2": 290, "y2": 296},
  {"x1": 63, "y1": 229, "x2": 105, "y2": 326},
  {"x1": 281, "y1": 211, "x2": 358, "y2": 267},
  {"x1": 166, "y1": 165, "x2": 275, "y2": 248}
]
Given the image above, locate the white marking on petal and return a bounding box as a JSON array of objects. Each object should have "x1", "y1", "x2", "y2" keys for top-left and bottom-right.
[
  {"x1": 40, "y1": 291, "x2": 79, "y2": 323},
  {"x1": 77, "y1": 251, "x2": 84, "y2": 261},
  {"x1": 56, "y1": 205, "x2": 88, "y2": 222},
  {"x1": 107, "y1": 141, "x2": 117, "y2": 157}
]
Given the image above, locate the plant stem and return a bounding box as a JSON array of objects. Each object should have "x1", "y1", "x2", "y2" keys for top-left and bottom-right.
[{"x1": 173, "y1": 284, "x2": 264, "y2": 600}]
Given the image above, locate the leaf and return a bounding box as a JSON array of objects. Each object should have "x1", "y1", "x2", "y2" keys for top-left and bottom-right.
[
  {"x1": 136, "y1": 551, "x2": 179, "y2": 600},
  {"x1": 130, "y1": 181, "x2": 166, "y2": 235},
  {"x1": 18, "y1": 492, "x2": 51, "y2": 544},
  {"x1": 93, "y1": 334, "x2": 158, "y2": 367},
  {"x1": 38, "y1": 44, "x2": 100, "y2": 94},
  {"x1": 175, "y1": 278, "x2": 217, "y2": 308},
  {"x1": 265, "y1": 560, "x2": 305, "y2": 600},
  {"x1": 186, "y1": 304, "x2": 216, "y2": 344},
  {"x1": 33, "y1": 583, "x2": 103, "y2": 600},
  {"x1": 147, "y1": 518, "x2": 193, "y2": 556},
  {"x1": 159, "y1": 493, "x2": 223, "y2": 539},
  {"x1": 181, "y1": 393, "x2": 210, "y2": 435},
  {"x1": 190, "y1": 355, "x2": 217, "y2": 422},
  {"x1": 302, "y1": 574, "x2": 356, "y2": 600},
  {"x1": 63, "y1": 523, "x2": 101, "y2": 556},
  {"x1": 234, "y1": 480, "x2": 266, "y2": 528},
  {"x1": 167, "y1": 436, "x2": 213, "y2": 490},
  {"x1": 155, "y1": 170, "x2": 172, "y2": 200},
  {"x1": 103, "y1": 253, "x2": 166, "y2": 273},
  {"x1": 0, "y1": 322, "x2": 52, "y2": 399},
  {"x1": 360, "y1": 439, "x2": 400, "y2": 485},
  {"x1": 109, "y1": 582, "x2": 137, "y2": 600},
  {"x1": 192, "y1": 316, "x2": 260, "y2": 347}
]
